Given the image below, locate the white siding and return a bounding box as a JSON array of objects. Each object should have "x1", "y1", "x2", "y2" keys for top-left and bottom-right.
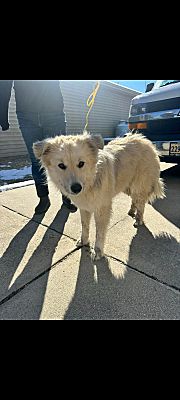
[
  {"x1": 0, "y1": 80, "x2": 139, "y2": 159},
  {"x1": 0, "y1": 89, "x2": 27, "y2": 158}
]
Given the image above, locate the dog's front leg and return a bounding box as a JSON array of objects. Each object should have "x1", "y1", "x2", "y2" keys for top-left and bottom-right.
[
  {"x1": 94, "y1": 204, "x2": 112, "y2": 260},
  {"x1": 76, "y1": 209, "x2": 92, "y2": 248}
]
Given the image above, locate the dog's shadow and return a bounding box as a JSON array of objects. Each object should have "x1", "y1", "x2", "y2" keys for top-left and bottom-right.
[
  {"x1": 64, "y1": 247, "x2": 129, "y2": 320},
  {"x1": 64, "y1": 223, "x2": 180, "y2": 320}
]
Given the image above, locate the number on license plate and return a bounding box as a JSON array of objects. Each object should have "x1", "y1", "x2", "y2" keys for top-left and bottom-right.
[{"x1": 170, "y1": 143, "x2": 180, "y2": 155}]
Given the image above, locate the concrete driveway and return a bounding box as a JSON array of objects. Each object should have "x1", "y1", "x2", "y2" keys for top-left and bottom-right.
[{"x1": 0, "y1": 163, "x2": 179, "y2": 320}]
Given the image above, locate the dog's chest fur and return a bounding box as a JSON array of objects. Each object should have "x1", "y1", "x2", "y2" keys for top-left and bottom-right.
[{"x1": 69, "y1": 151, "x2": 116, "y2": 212}]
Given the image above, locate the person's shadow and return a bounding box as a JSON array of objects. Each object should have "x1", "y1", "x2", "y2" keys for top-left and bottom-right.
[
  {"x1": 0, "y1": 206, "x2": 70, "y2": 319},
  {"x1": 64, "y1": 224, "x2": 180, "y2": 320}
]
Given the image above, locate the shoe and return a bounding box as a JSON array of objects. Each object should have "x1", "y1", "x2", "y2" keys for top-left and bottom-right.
[
  {"x1": 35, "y1": 196, "x2": 51, "y2": 215},
  {"x1": 62, "y1": 195, "x2": 77, "y2": 213}
]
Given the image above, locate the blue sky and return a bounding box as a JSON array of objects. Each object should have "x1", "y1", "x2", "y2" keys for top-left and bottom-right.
[{"x1": 110, "y1": 80, "x2": 156, "y2": 93}]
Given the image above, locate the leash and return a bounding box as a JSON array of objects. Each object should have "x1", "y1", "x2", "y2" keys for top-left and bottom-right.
[{"x1": 84, "y1": 81, "x2": 100, "y2": 131}]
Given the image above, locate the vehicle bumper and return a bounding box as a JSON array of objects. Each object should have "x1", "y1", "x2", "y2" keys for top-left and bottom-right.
[{"x1": 152, "y1": 140, "x2": 180, "y2": 161}]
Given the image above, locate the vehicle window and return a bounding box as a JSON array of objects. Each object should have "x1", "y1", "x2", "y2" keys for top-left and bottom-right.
[{"x1": 153, "y1": 80, "x2": 180, "y2": 89}]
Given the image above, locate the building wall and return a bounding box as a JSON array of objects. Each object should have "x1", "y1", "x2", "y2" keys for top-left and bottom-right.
[
  {"x1": 0, "y1": 89, "x2": 27, "y2": 158},
  {"x1": 0, "y1": 80, "x2": 139, "y2": 159}
]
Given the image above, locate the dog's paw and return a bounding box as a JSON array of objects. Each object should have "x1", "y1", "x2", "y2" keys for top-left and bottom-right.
[
  {"x1": 76, "y1": 239, "x2": 90, "y2": 248},
  {"x1": 91, "y1": 247, "x2": 104, "y2": 261},
  {"x1": 134, "y1": 220, "x2": 144, "y2": 228}
]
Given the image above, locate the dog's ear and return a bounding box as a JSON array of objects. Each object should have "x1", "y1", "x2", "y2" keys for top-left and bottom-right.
[
  {"x1": 89, "y1": 135, "x2": 104, "y2": 150},
  {"x1": 33, "y1": 140, "x2": 52, "y2": 159}
]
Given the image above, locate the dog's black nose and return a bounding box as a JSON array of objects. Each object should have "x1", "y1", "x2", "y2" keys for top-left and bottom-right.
[{"x1": 71, "y1": 183, "x2": 82, "y2": 194}]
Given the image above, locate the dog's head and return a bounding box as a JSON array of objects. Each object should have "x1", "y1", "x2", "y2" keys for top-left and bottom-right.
[{"x1": 33, "y1": 133, "x2": 104, "y2": 196}]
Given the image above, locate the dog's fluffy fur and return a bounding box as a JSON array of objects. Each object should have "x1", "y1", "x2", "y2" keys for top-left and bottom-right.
[{"x1": 33, "y1": 132, "x2": 165, "y2": 260}]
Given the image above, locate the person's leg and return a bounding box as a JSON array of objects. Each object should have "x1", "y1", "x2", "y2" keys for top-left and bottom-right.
[
  {"x1": 17, "y1": 112, "x2": 50, "y2": 214},
  {"x1": 41, "y1": 112, "x2": 77, "y2": 212},
  {"x1": 61, "y1": 194, "x2": 77, "y2": 212}
]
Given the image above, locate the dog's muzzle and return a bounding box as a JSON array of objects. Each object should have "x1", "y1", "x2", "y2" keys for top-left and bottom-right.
[{"x1": 71, "y1": 182, "x2": 82, "y2": 194}]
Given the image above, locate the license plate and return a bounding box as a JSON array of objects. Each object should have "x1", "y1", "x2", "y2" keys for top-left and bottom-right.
[{"x1": 170, "y1": 142, "x2": 180, "y2": 155}]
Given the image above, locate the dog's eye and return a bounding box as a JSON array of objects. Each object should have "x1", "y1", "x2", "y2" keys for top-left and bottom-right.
[
  {"x1": 78, "y1": 161, "x2": 85, "y2": 169},
  {"x1": 58, "y1": 163, "x2": 67, "y2": 170}
]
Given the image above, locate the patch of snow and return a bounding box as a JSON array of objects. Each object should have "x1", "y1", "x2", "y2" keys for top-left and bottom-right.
[{"x1": 0, "y1": 166, "x2": 32, "y2": 180}]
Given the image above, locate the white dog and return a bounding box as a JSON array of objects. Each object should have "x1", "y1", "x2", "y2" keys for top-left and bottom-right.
[{"x1": 33, "y1": 132, "x2": 165, "y2": 260}]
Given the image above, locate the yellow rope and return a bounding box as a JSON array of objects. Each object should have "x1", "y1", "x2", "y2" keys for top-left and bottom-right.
[{"x1": 84, "y1": 81, "x2": 100, "y2": 131}]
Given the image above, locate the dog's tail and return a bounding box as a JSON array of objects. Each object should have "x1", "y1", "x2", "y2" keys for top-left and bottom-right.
[{"x1": 149, "y1": 178, "x2": 166, "y2": 203}]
